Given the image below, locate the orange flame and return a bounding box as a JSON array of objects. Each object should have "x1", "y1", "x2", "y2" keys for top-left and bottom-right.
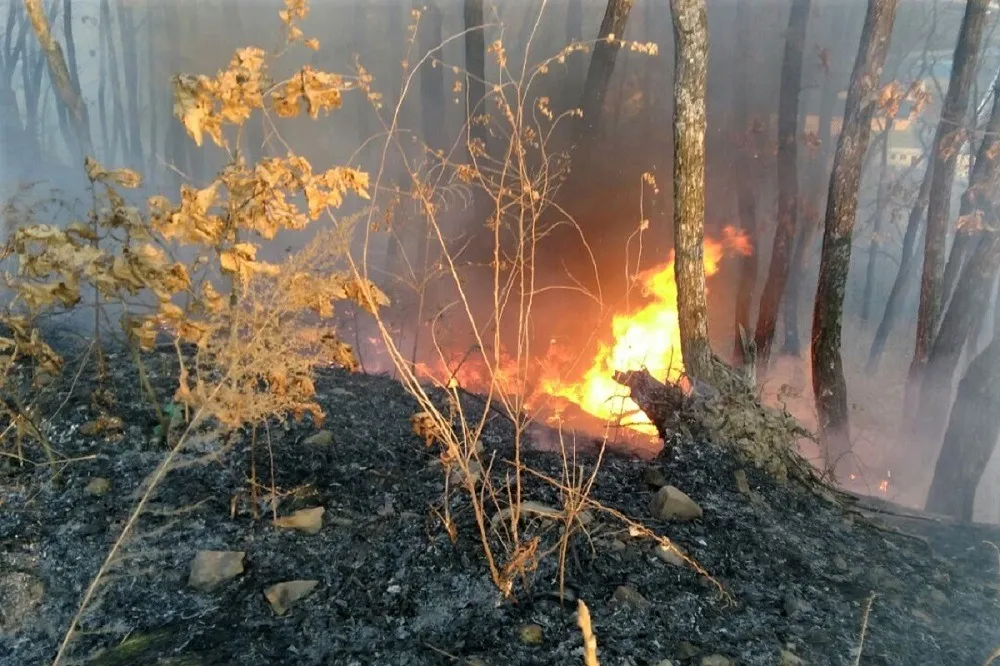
[{"x1": 538, "y1": 226, "x2": 750, "y2": 435}]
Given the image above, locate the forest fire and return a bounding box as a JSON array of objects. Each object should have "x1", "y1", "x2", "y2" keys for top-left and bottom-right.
[{"x1": 403, "y1": 226, "x2": 752, "y2": 439}]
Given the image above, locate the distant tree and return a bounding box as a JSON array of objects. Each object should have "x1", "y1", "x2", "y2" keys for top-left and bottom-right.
[
  {"x1": 811, "y1": 0, "x2": 898, "y2": 475},
  {"x1": 117, "y1": 0, "x2": 144, "y2": 169},
  {"x1": 866, "y1": 156, "x2": 933, "y2": 372},
  {"x1": 910, "y1": 0, "x2": 990, "y2": 386},
  {"x1": 860, "y1": 122, "x2": 892, "y2": 324},
  {"x1": 754, "y1": 0, "x2": 812, "y2": 371},
  {"x1": 578, "y1": 0, "x2": 634, "y2": 144},
  {"x1": 24, "y1": 0, "x2": 93, "y2": 158},
  {"x1": 463, "y1": 0, "x2": 487, "y2": 150},
  {"x1": 782, "y1": 9, "x2": 849, "y2": 357},
  {"x1": 731, "y1": 0, "x2": 760, "y2": 365},
  {"x1": 669, "y1": 0, "x2": 714, "y2": 384}
]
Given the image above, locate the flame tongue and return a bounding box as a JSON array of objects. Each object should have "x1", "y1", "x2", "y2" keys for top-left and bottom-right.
[{"x1": 539, "y1": 231, "x2": 748, "y2": 435}]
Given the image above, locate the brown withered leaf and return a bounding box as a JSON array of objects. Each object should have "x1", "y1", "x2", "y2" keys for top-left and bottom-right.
[{"x1": 84, "y1": 156, "x2": 143, "y2": 189}]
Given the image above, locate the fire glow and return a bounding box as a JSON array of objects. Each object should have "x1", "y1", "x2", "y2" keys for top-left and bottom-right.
[
  {"x1": 397, "y1": 226, "x2": 753, "y2": 439},
  {"x1": 537, "y1": 226, "x2": 752, "y2": 435}
]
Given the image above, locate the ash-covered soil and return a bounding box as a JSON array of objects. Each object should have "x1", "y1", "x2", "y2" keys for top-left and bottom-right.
[{"x1": 3, "y1": 346, "x2": 1000, "y2": 666}]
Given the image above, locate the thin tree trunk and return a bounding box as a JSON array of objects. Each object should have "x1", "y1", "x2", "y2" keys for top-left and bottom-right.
[
  {"x1": 753, "y1": 0, "x2": 812, "y2": 371},
  {"x1": 669, "y1": 0, "x2": 713, "y2": 384},
  {"x1": 924, "y1": 335, "x2": 1000, "y2": 521},
  {"x1": 861, "y1": 123, "x2": 893, "y2": 323},
  {"x1": 100, "y1": 0, "x2": 127, "y2": 165},
  {"x1": 911, "y1": 0, "x2": 989, "y2": 382},
  {"x1": 117, "y1": 0, "x2": 143, "y2": 169},
  {"x1": 811, "y1": 0, "x2": 898, "y2": 476},
  {"x1": 867, "y1": 147, "x2": 933, "y2": 366},
  {"x1": 408, "y1": 0, "x2": 445, "y2": 370},
  {"x1": 24, "y1": 0, "x2": 92, "y2": 157},
  {"x1": 732, "y1": 0, "x2": 758, "y2": 364},
  {"x1": 782, "y1": 12, "x2": 845, "y2": 357},
  {"x1": 463, "y1": 0, "x2": 486, "y2": 150},
  {"x1": 577, "y1": 0, "x2": 634, "y2": 143},
  {"x1": 146, "y1": 0, "x2": 157, "y2": 180}
]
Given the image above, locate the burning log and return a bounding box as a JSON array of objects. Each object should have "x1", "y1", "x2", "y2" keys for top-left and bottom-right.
[{"x1": 613, "y1": 369, "x2": 687, "y2": 442}]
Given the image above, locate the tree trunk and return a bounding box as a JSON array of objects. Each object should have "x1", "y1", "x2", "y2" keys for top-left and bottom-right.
[
  {"x1": 577, "y1": 0, "x2": 634, "y2": 143},
  {"x1": 941, "y1": 73, "x2": 1000, "y2": 324},
  {"x1": 24, "y1": 0, "x2": 92, "y2": 157},
  {"x1": 811, "y1": 0, "x2": 898, "y2": 476},
  {"x1": 924, "y1": 335, "x2": 1000, "y2": 521},
  {"x1": 669, "y1": 0, "x2": 713, "y2": 384},
  {"x1": 731, "y1": 0, "x2": 759, "y2": 365},
  {"x1": 782, "y1": 11, "x2": 845, "y2": 357},
  {"x1": 912, "y1": 81, "x2": 1000, "y2": 444},
  {"x1": 861, "y1": 123, "x2": 893, "y2": 323},
  {"x1": 753, "y1": 0, "x2": 812, "y2": 371},
  {"x1": 911, "y1": 0, "x2": 990, "y2": 381}
]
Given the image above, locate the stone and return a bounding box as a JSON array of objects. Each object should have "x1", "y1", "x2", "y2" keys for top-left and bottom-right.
[
  {"x1": 0, "y1": 572, "x2": 44, "y2": 633},
  {"x1": 84, "y1": 477, "x2": 111, "y2": 496},
  {"x1": 273, "y1": 506, "x2": 325, "y2": 535},
  {"x1": 264, "y1": 579, "x2": 319, "y2": 616},
  {"x1": 611, "y1": 585, "x2": 651, "y2": 610},
  {"x1": 519, "y1": 623, "x2": 544, "y2": 645},
  {"x1": 654, "y1": 661, "x2": 676, "y2": 666},
  {"x1": 928, "y1": 587, "x2": 948, "y2": 604},
  {"x1": 650, "y1": 485, "x2": 703, "y2": 521},
  {"x1": 701, "y1": 655, "x2": 731, "y2": 666},
  {"x1": 832, "y1": 554, "x2": 848, "y2": 571},
  {"x1": 450, "y1": 460, "x2": 483, "y2": 486},
  {"x1": 303, "y1": 431, "x2": 334, "y2": 446},
  {"x1": 676, "y1": 642, "x2": 701, "y2": 660},
  {"x1": 655, "y1": 543, "x2": 687, "y2": 568},
  {"x1": 780, "y1": 649, "x2": 805, "y2": 665},
  {"x1": 733, "y1": 469, "x2": 751, "y2": 496},
  {"x1": 912, "y1": 608, "x2": 934, "y2": 624},
  {"x1": 783, "y1": 593, "x2": 813, "y2": 617},
  {"x1": 187, "y1": 550, "x2": 245, "y2": 591}
]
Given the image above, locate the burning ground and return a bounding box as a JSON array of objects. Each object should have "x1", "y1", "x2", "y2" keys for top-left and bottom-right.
[{"x1": 3, "y1": 343, "x2": 1000, "y2": 666}]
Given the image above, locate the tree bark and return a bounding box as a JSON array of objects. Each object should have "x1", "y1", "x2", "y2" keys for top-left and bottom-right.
[
  {"x1": 924, "y1": 335, "x2": 1000, "y2": 521},
  {"x1": 811, "y1": 0, "x2": 898, "y2": 475},
  {"x1": 670, "y1": 0, "x2": 714, "y2": 384},
  {"x1": 754, "y1": 0, "x2": 812, "y2": 371},
  {"x1": 911, "y1": 0, "x2": 990, "y2": 381},
  {"x1": 577, "y1": 0, "x2": 634, "y2": 143},
  {"x1": 24, "y1": 0, "x2": 93, "y2": 158},
  {"x1": 731, "y1": 0, "x2": 759, "y2": 365}
]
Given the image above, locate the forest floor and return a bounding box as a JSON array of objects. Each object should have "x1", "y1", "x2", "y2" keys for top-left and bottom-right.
[{"x1": 2, "y1": 341, "x2": 1000, "y2": 666}]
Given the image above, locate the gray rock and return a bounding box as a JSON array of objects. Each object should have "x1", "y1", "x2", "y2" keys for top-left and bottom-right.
[
  {"x1": 644, "y1": 466, "x2": 668, "y2": 489},
  {"x1": 612, "y1": 584, "x2": 651, "y2": 609},
  {"x1": 701, "y1": 655, "x2": 731, "y2": 666},
  {"x1": 0, "y1": 572, "x2": 44, "y2": 633},
  {"x1": 780, "y1": 649, "x2": 805, "y2": 665},
  {"x1": 84, "y1": 477, "x2": 111, "y2": 496},
  {"x1": 655, "y1": 543, "x2": 688, "y2": 568},
  {"x1": 650, "y1": 485, "x2": 703, "y2": 521},
  {"x1": 264, "y1": 579, "x2": 319, "y2": 616},
  {"x1": 303, "y1": 431, "x2": 334, "y2": 446},
  {"x1": 188, "y1": 550, "x2": 245, "y2": 591}
]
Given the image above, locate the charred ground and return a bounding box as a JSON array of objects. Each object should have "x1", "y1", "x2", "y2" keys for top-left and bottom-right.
[{"x1": 2, "y1": 339, "x2": 1000, "y2": 666}]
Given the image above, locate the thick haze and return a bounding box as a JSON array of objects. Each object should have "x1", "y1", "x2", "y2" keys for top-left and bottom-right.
[{"x1": 2, "y1": 0, "x2": 1000, "y2": 517}]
